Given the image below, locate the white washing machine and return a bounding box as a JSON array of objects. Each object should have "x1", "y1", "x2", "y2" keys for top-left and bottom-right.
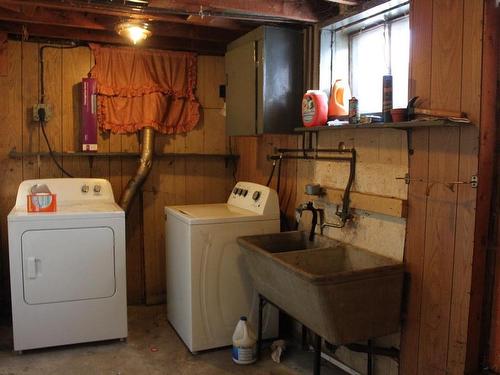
[
  {"x1": 8, "y1": 178, "x2": 127, "y2": 352},
  {"x1": 165, "y1": 181, "x2": 280, "y2": 352}
]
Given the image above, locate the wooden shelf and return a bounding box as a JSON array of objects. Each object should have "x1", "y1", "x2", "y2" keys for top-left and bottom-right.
[
  {"x1": 294, "y1": 119, "x2": 470, "y2": 133},
  {"x1": 8, "y1": 148, "x2": 239, "y2": 161}
]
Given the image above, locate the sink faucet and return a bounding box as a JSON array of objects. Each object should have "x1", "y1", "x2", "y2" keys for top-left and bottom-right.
[{"x1": 296, "y1": 202, "x2": 323, "y2": 241}]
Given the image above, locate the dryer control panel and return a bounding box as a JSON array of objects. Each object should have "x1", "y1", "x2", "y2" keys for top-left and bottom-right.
[
  {"x1": 227, "y1": 181, "x2": 279, "y2": 218},
  {"x1": 14, "y1": 178, "x2": 115, "y2": 209}
]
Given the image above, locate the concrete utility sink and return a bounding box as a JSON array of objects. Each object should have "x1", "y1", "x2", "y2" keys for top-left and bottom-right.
[{"x1": 237, "y1": 231, "x2": 404, "y2": 345}]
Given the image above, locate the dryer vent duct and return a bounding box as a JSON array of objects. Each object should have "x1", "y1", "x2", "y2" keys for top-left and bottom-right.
[{"x1": 119, "y1": 127, "x2": 155, "y2": 213}]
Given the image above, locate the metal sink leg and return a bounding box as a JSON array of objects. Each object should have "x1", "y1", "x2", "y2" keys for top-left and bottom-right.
[
  {"x1": 314, "y1": 333, "x2": 322, "y2": 375},
  {"x1": 257, "y1": 294, "x2": 264, "y2": 360}
]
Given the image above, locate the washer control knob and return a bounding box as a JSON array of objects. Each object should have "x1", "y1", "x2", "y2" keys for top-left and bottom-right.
[
  {"x1": 81, "y1": 184, "x2": 89, "y2": 193},
  {"x1": 252, "y1": 191, "x2": 261, "y2": 201},
  {"x1": 242, "y1": 190, "x2": 248, "y2": 197},
  {"x1": 94, "y1": 185, "x2": 101, "y2": 193},
  {"x1": 233, "y1": 187, "x2": 238, "y2": 194}
]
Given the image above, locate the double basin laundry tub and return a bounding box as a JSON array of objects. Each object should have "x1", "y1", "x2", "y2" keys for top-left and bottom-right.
[{"x1": 237, "y1": 231, "x2": 404, "y2": 345}]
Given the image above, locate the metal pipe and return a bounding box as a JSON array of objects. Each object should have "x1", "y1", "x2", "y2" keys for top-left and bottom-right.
[
  {"x1": 119, "y1": 127, "x2": 155, "y2": 213},
  {"x1": 269, "y1": 155, "x2": 352, "y2": 162},
  {"x1": 276, "y1": 147, "x2": 355, "y2": 154}
]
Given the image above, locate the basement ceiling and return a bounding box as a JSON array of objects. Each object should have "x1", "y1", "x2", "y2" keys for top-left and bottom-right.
[{"x1": 0, "y1": 0, "x2": 351, "y2": 54}]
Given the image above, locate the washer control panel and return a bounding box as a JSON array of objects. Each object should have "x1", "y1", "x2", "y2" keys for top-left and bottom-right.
[{"x1": 227, "y1": 181, "x2": 279, "y2": 217}]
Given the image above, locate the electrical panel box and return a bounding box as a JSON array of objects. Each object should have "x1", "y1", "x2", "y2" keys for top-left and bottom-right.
[{"x1": 225, "y1": 26, "x2": 303, "y2": 135}]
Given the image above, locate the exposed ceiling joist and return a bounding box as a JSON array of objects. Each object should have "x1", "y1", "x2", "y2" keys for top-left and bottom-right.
[
  {"x1": 0, "y1": 0, "x2": 263, "y2": 29},
  {"x1": 0, "y1": 6, "x2": 245, "y2": 42},
  {"x1": 0, "y1": 22, "x2": 227, "y2": 55},
  {"x1": 148, "y1": 0, "x2": 321, "y2": 23}
]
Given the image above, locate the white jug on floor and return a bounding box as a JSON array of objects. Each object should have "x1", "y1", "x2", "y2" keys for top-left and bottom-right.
[{"x1": 232, "y1": 316, "x2": 257, "y2": 365}]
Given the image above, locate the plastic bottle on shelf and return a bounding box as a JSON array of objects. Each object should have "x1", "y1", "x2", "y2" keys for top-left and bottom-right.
[
  {"x1": 302, "y1": 90, "x2": 328, "y2": 127},
  {"x1": 328, "y1": 79, "x2": 351, "y2": 118},
  {"x1": 232, "y1": 316, "x2": 257, "y2": 365}
]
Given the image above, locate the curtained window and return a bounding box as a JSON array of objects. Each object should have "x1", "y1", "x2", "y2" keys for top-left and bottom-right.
[{"x1": 90, "y1": 44, "x2": 200, "y2": 134}]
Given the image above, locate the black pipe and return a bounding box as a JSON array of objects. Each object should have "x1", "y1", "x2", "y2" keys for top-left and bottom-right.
[
  {"x1": 338, "y1": 149, "x2": 356, "y2": 222},
  {"x1": 314, "y1": 334, "x2": 322, "y2": 375},
  {"x1": 367, "y1": 339, "x2": 373, "y2": 375}
]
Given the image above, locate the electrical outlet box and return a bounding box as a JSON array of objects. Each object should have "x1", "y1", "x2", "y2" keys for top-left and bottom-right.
[{"x1": 32, "y1": 104, "x2": 52, "y2": 122}]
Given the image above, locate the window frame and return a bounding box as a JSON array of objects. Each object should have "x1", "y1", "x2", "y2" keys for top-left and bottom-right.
[{"x1": 318, "y1": 0, "x2": 410, "y2": 115}]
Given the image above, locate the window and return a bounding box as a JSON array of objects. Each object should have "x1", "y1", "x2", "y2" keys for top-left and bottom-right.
[
  {"x1": 319, "y1": 1, "x2": 410, "y2": 116},
  {"x1": 350, "y1": 16, "x2": 410, "y2": 113}
]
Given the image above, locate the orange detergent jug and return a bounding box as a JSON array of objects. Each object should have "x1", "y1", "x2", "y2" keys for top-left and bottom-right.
[
  {"x1": 302, "y1": 90, "x2": 328, "y2": 127},
  {"x1": 328, "y1": 79, "x2": 351, "y2": 118}
]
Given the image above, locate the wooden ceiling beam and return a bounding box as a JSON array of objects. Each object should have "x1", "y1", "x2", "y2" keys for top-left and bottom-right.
[
  {"x1": 148, "y1": 0, "x2": 320, "y2": 22},
  {"x1": 0, "y1": 7, "x2": 244, "y2": 42},
  {"x1": 0, "y1": 22, "x2": 227, "y2": 55},
  {"x1": 0, "y1": 0, "x2": 250, "y2": 30}
]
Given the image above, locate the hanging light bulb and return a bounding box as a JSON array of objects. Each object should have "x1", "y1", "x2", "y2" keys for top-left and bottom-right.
[{"x1": 116, "y1": 21, "x2": 152, "y2": 44}]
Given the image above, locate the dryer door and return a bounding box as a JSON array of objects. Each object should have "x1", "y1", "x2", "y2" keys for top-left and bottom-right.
[{"x1": 21, "y1": 227, "x2": 116, "y2": 304}]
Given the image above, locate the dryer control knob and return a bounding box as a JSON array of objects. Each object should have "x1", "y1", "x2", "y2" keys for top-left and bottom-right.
[
  {"x1": 252, "y1": 191, "x2": 261, "y2": 201},
  {"x1": 94, "y1": 185, "x2": 101, "y2": 193},
  {"x1": 81, "y1": 185, "x2": 89, "y2": 193}
]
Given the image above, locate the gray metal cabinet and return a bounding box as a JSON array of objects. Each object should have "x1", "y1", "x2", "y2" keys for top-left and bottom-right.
[{"x1": 225, "y1": 26, "x2": 303, "y2": 135}]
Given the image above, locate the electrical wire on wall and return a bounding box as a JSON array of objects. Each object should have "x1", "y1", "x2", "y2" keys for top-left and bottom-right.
[
  {"x1": 265, "y1": 154, "x2": 292, "y2": 231},
  {"x1": 228, "y1": 136, "x2": 237, "y2": 183},
  {"x1": 38, "y1": 43, "x2": 83, "y2": 178}
]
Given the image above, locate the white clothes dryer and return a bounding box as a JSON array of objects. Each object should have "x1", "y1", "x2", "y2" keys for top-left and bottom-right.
[{"x1": 8, "y1": 178, "x2": 127, "y2": 352}]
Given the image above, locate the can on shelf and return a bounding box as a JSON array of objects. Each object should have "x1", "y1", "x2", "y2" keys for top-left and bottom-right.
[{"x1": 348, "y1": 97, "x2": 359, "y2": 124}]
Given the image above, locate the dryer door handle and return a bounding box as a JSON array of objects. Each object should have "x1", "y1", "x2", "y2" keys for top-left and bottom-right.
[{"x1": 26, "y1": 257, "x2": 39, "y2": 279}]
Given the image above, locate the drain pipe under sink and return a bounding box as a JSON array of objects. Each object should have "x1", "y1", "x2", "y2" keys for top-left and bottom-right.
[{"x1": 119, "y1": 126, "x2": 155, "y2": 213}]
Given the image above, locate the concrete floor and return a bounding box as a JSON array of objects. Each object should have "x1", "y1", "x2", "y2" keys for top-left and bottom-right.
[{"x1": 0, "y1": 305, "x2": 345, "y2": 375}]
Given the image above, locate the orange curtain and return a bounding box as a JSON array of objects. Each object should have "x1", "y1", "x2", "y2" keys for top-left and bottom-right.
[{"x1": 90, "y1": 44, "x2": 200, "y2": 134}]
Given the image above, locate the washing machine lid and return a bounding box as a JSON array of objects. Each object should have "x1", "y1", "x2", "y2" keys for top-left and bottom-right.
[
  {"x1": 8, "y1": 201, "x2": 124, "y2": 222},
  {"x1": 165, "y1": 203, "x2": 278, "y2": 224}
]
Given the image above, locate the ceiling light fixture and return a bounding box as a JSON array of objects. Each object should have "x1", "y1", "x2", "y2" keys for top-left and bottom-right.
[{"x1": 115, "y1": 21, "x2": 152, "y2": 45}]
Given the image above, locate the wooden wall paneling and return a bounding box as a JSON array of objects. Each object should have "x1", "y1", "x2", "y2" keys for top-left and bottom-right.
[
  {"x1": 0, "y1": 41, "x2": 22, "y2": 307},
  {"x1": 466, "y1": 0, "x2": 498, "y2": 371},
  {"x1": 90, "y1": 50, "x2": 110, "y2": 180},
  {"x1": 61, "y1": 46, "x2": 91, "y2": 177},
  {"x1": 199, "y1": 55, "x2": 228, "y2": 204},
  {"x1": 39, "y1": 46, "x2": 62, "y2": 178},
  {"x1": 418, "y1": 1, "x2": 464, "y2": 373},
  {"x1": 399, "y1": 0, "x2": 433, "y2": 373},
  {"x1": 173, "y1": 134, "x2": 187, "y2": 204},
  {"x1": 21, "y1": 41, "x2": 40, "y2": 180},
  {"x1": 142, "y1": 134, "x2": 170, "y2": 305},
  {"x1": 109, "y1": 134, "x2": 122, "y2": 202},
  {"x1": 447, "y1": 0, "x2": 484, "y2": 372},
  {"x1": 121, "y1": 132, "x2": 145, "y2": 304},
  {"x1": 185, "y1": 109, "x2": 204, "y2": 205},
  {"x1": 196, "y1": 55, "x2": 225, "y2": 109},
  {"x1": 203, "y1": 110, "x2": 228, "y2": 204},
  {"x1": 0, "y1": 32, "x2": 7, "y2": 77},
  {"x1": 92, "y1": 132, "x2": 111, "y2": 179},
  {"x1": 142, "y1": 189, "x2": 161, "y2": 304},
  {"x1": 417, "y1": 128, "x2": 460, "y2": 375}
]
